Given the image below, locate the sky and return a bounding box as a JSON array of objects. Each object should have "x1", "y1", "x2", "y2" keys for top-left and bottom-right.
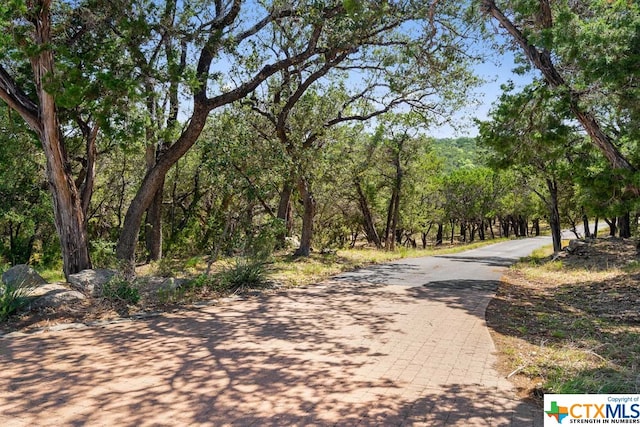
[{"x1": 429, "y1": 50, "x2": 536, "y2": 139}]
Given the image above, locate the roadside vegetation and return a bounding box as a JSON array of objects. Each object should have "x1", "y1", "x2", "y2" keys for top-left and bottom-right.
[
  {"x1": 488, "y1": 238, "x2": 640, "y2": 404},
  {"x1": 1, "y1": 238, "x2": 505, "y2": 333}
]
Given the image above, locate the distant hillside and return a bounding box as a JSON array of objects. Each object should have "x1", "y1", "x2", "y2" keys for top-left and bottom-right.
[{"x1": 431, "y1": 137, "x2": 484, "y2": 172}]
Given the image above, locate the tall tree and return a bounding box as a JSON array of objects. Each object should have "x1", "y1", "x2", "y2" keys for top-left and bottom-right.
[
  {"x1": 479, "y1": 0, "x2": 640, "y2": 194},
  {"x1": 114, "y1": 0, "x2": 481, "y2": 266},
  {"x1": 0, "y1": 0, "x2": 92, "y2": 278}
]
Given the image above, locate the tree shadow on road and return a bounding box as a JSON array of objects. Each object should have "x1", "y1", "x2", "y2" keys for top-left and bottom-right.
[
  {"x1": 434, "y1": 254, "x2": 516, "y2": 268},
  {"x1": 0, "y1": 279, "x2": 539, "y2": 426}
]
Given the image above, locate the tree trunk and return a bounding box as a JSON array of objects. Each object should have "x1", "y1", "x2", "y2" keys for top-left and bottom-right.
[
  {"x1": 450, "y1": 219, "x2": 455, "y2": 244},
  {"x1": 144, "y1": 183, "x2": 164, "y2": 262},
  {"x1": 501, "y1": 217, "x2": 509, "y2": 237},
  {"x1": 275, "y1": 179, "x2": 294, "y2": 248},
  {"x1": 593, "y1": 217, "x2": 599, "y2": 238},
  {"x1": 31, "y1": 1, "x2": 92, "y2": 279},
  {"x1": 387, "y1": 177, "x2": 401, "y2": 251},
  {"x1": 604, "y1": 218, "x2": 617, "y2": 237},
  {"x1": 436, "y1": 222, "x2": 443, "y2": 246},
  {"x1": 546, "y1": 179, "x2": 562, "y2": 253},
  {"x1": 532, "y1": 218, "x2": 540, "y2": 236},
  {"x1": 511, "y1": 216, "x2": 519, "y2": 237},
  {"x1": 116, "y1": 102, "x2": 210, "y2": 267},
  {"x1": 618, "y1": 212, "x2": 631, "y2": 238},
  {"x1": 354, "y1": 178, "x2": 382, "y2": 248},
  {"x1": 294, "y1": 176, "x2": 316, "y2": 257},
  {"x1": 518, "y1": 216, "x2": 527, "y2": 237},
  {"x1": 384, "y1": 191, "x2": 396, "y2": 248},
  {"x1": 421, "y1": 222, "x2": 433, "y2": 249},
  {"x1": 582, "y1": 212, "x2": 591, "y2": 238}
]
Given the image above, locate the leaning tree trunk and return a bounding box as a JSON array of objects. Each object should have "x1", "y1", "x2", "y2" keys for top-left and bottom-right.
[
  {"x1": 116, "y1": 103, "x2": 210, "y2": 269},
  {"x1": 31, "y1": 0, "x2": 91, "y2": 280},
  {"x1": 604, "y1": 218, "x2": 617, "y2": 237},
  {"x1": 546, "y1": 179, "x2": 562, "y2": 253},
  {"x1": 354, "y1": 178, "x2": 382, "y2": 248},
  {"x1": 294, "y1": 177, "x2": 316, "y2": 257}
]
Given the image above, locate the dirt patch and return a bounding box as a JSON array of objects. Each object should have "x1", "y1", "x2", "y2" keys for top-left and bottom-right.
[{"x1": 487, "y1": 237, "x2": 640, "y2": 406}]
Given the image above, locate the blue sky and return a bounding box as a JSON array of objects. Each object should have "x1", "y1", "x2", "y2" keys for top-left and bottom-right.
[{"x1": 430, "y1": 49, "x2": 536, "y2": 139}]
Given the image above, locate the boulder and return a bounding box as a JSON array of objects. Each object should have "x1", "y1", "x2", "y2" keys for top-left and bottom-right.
[
  {"x1": 68, "y1": 269, "x2": 117, "y2": 296},
  {"x1": 1, "y1": 265, "x2": 47, "y2": 291},
  {"x1": 30, "y1": 284, "x2": 87, "y2": 309}
]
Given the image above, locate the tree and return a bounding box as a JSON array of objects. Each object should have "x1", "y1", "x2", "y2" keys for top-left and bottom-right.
[
  {"x1": 479, "y1": 0, "x2": 640, "y2": 195},
  {"x1": 111, "y1": 0, "x2": 481, "y2": 267},
  {"x1": 0, "y1": 106, "x2": 55, "y2": 266},
  {"x1": 478, "y1": 82, "x2": 579, "y2": 252},
  {"x1": 0, "y1": 0, "x2": 93, "y2": 279}
]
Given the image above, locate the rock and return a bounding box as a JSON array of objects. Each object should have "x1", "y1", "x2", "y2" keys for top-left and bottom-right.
[
  {"x1": 1, "y1": 265, "x2": 47, "y2": 290},
  {"x1": 68, "y1": 269, "x2": 117, "y2": 296},
  {"x1": 30, "y1": 284, "x2": 86, "y2": 309},
  {"x1": 565, "y1": 239, "x2": 589, "y2": 255},
  {"x1": 157, "y1": 277, "x2": 187, "y2": 293},
  {"x1": 285, "y1": 236, "x2": 301, "y2": 249}
]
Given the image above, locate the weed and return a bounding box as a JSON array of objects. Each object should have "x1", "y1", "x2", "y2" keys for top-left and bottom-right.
[
  {"x1": 223, "y1": 258, "x2": 269, "y2": 291},
  {"x1": 102, "y1": 276, "x2": 140, "y2": 305},
  {"x1": 184, "y1": 256, "x2": 203, "y2": 270},
  {"x1": 623, "y1": 260, "x2": 640, "y2": 273},
  {"x1": 0, "y1": 278, "x2": 36, "y2": 321}
]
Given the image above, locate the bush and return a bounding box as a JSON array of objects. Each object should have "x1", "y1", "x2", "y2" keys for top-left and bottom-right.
[
  {"x1": 223, "y1": 258, "x2": 268, "y2": 291},
  {"x1": 0, "y1": 278, "x2": 36, "y2": 321},
  {"x1": 102, "y1": 277, "x2": 140, "y2": 305}
]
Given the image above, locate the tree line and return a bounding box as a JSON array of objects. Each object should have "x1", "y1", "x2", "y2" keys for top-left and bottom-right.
[{"x1": 0, "y1": 0, "x2": 638, "y2": 278}]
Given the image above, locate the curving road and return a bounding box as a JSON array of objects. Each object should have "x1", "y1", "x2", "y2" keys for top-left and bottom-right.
[{"x1": 0, "y1": 237, "x2": 554, "y2": 426}]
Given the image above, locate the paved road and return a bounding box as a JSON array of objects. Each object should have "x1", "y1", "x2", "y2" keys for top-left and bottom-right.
[{"x1": 0, "y1": 238, "x2": 552, "y2": 426}]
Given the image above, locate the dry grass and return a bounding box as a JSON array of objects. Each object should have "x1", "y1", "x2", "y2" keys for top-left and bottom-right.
[
  {"x1": 487, "y1": 237, "x2": 640, "y2": 405},
  {"x1": 1, "y1": 239, "x2": 505, "y2": 334}
]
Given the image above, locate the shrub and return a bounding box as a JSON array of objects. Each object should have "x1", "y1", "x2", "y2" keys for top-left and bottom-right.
[
  {"x1": 0, "y1": 278, "x2": 36, "y2": 321},
  {"x1": 102, "y1": 276, "x2": 140, "y2": 305},
  {"x1": 223, "y1": 257, "x2": 268, "y2": 291}
]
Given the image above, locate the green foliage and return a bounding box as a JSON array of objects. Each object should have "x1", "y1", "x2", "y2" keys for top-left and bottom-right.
[
  {"x1": 90, "y1": 239, "x2": 117, "y2": 269},
  {"x1": 222, "y1": 257, "x2": 269, "y2": 291},
  {"x1": 101, "y1": 276, "x2": 140, "y2": 305},
  {"x1": 0, "y1": 276, "x2": 36, "y2": 321}
]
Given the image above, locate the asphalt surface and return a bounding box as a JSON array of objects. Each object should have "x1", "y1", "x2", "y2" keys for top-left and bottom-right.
[{"x1": 0, "y1": 237, "x2": 555, "y2": 426}]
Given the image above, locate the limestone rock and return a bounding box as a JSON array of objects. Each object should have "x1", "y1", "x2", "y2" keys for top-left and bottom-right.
[
  {"x1": 1, "y1": 264, "x2": 47, "y2": 290},
  {"x1": 30, "y1": 284, "x2": 87, "y2": 309},
  {"x1": 68, "y1": 269, "x2": 117, "y2": 296}
]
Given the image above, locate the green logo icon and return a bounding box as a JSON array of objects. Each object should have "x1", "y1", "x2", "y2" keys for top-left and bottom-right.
[{"x1": 546, "y1": 401, "x2": 569, "y2": 423}]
